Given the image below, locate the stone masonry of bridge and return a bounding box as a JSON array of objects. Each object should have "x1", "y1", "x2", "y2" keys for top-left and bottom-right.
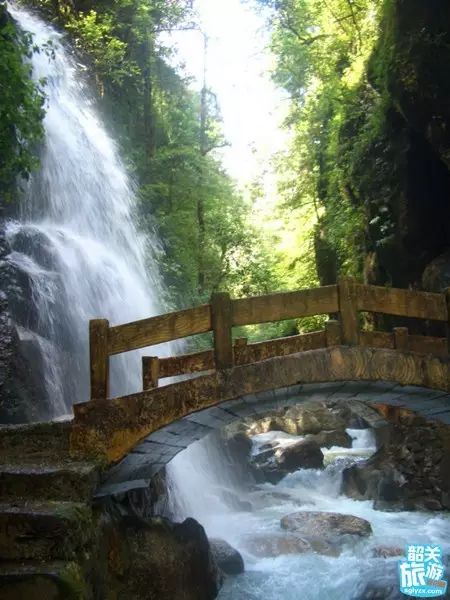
[{"x1": 96, "y1": 379, "x2": 450, "y2": 500}]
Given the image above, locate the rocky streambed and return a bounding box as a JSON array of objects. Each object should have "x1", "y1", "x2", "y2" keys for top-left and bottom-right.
[{"x1": 166, "y1": 399, "x2": 450, "y2": 600}]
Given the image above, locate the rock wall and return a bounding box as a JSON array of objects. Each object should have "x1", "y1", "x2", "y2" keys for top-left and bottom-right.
[
  {"x1": 317, "y1": 0, "x2": 450, "y2": 294},
  {"x1": 342, "y1": 407, "x2": 450, "y2": 511},
  {"x1": 100, "y1": 516, "x2": 222, "y2": 600},
  {"x1": 0, "y1": 221, "x2": 48, "y2": 423}
]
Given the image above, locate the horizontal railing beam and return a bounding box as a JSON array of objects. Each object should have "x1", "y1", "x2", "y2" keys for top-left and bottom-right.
[
  {"x1": 234, "y1": 330, "x2": 327, "y2": 366},
  {"x1": 231, "y1": 285, "x2": 338, "y2": 327},
  {"x1": 108, "y1": 304, "x2": 212, "y2": 355},
  {"x1": 360, "y1": 330, "x2": 448, "y2": 356},
  {"x1": 89, "y1": 279, "x2": 450, "y2": 403},
  {"x1": 158, "y1": 349, "x2": 215, "y2": 377},
  {"x1": 355, "y1": 283, "x2": 448, "y2": 321},
  {"x1": 409, "y1": 334, "x2": 448, "y2": 356},
  {"x1": 154, "y1": 330, "x2": 329, "y2": 379}
]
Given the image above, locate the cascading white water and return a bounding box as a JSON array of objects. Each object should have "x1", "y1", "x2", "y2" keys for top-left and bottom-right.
[
  {"x1": 5, "y1": 4, "x2": 172, "y2": 418},
  {"x1": 167, "y1": 427, "x2": 450, "y2": 600}
]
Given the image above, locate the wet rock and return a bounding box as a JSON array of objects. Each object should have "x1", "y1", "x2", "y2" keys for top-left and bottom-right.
[
  {"x1": 209, "y1": 538, "x2": 244, "y2": 575},
  {"x1": 242, "y1": 532, "x2": 312, "y2": 557},
  {"x1": 352, "y1": 564, "x2": 406, "y2": 600},
  {"x1": 0, "y1": 225, "x2": 51, "y2": 423},
  {"x1": 342, "y1": 413, "x2": 450, "y2": 511},
  {"x1": 422, "y1": 249, "x2": 450, "y2": 292},
  {"x1": 280, "y1": 511, "x2": 372, "y2": 548},
  {"x1": 250, "y1": 439, "x2": 324, "y2": 484},
  {"x1": 225, "y1": 431, "x2": 252, "y2": 461},
  {"x1": 307, "y1": 429, "x2": 352, "y2": 449},
  {"x1": 247, "y1": 414, "x2": 293, "y2": 435},
  {"x1": 246, "y1": 402, "x2": 347, "y2": 437},
  {"x1": 248, "y1": 488, "x2": 314, "y2": 510},
  {"x1": 0, "y1": 560, "x2": 88, "y2": 600},
  {"x1": 276, "y1": 439, "x2": 324, "y2": 471},
  {"x1": 251, "y1": 447, "x2": 276, "y2": 466},
  {"x1": 107, "y1": 517, "x2": 222, "y2": 600},
  {"x1": 371, "y1": 546, "x2": 403, "y2": 558},
  {"x1": 281, "y1": 403, "x2": 347, "y2": 436},
  {"x1": 8, "y1": 226, "x2": 58, "y2": 272},
  {"x1": 251, "y1": 464, "x2": 286, "y2": 485}
]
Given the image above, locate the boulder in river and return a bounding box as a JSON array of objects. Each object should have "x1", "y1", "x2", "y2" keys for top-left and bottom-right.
[
  {"x1": 242, "y1": 532, "x2": 312, "y2": 557},
  {"x1": 250, "y1": 438, "x2": 324, "y2": 483},
  {"x1": 106, "y1": 517, "x2": 222, "y2": 600},
  {"x1": 224, "y1": 430, "x2": 253, "y2": 462},
  {"x1": 341, "y1": 411, "x2": 450, "y2": 511},
  {"x1": 276, "y1": 439, "x2": 324, "y2": 471},
  {"x1": 280, "y1": 511, "x2": 372, "y2": 548},
  {"x1": 371, "y1": 546, "x2": 403, "y2": 558},
  {"x1": 209, "y1": 538, "x2": 245, "y2": 575},
  {"x1": 246, "y1": 402, "x2": 348, "y2": 437},
  {"x1": 306, "y1": 429, "x2": 353, "y2": 448},
  {"x1": 283, "y1": 403, "x2": 347, "y2": 435}
]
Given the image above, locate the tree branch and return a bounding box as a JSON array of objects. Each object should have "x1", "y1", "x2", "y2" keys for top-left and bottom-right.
[
  {"x1": 280, "y1": 16, "x2": 331, "y2": 46},
  {"x1": 201, "y1": 141, "x2": 230, "y2": 156},
  {"x1": 345, "y1": 0, "x2": 363, "y2": 49}
]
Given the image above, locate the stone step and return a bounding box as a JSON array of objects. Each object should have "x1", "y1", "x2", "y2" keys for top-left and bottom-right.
[
  {"x1": 0, "y1": 420, "x2": 71, "y2": 459},
  {"x1": 0, "y1": 560, "x2": 89, "y2": 599},
  {"x1": 0, "y1": 500, "x2": 93, "y2": 561},
  {"x1": 0, "y1": 459, "x2": 99, "y2": 502}
]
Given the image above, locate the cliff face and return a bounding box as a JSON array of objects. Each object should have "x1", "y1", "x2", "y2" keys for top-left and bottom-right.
[
  {"x1": 0, "y1": 225, "x2": 48, "y2": 423},
  {"x1": 317, "y1": 0, "x2": 450, "y2": 293}
]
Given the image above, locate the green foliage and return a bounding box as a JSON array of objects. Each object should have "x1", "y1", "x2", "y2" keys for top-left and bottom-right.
[
  {"x1": 255, "y1": 0, "x2": 386, "y2": 279},
  {"x1": 0, "y1": 4, "x2": 45, "y2": 201},
  {"x1": 24, "y1": 0, "x2": 277, "y2": 312},
  {"x1": 65, "y1": 10, "x2": 134, "y2": 85}
]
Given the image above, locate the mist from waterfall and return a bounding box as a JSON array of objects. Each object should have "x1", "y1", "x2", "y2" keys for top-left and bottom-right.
[
  {"x1": 166, "y1": 428, "x2": 450, "y2": 600},
  {"x1": 5, "y1": 4, "x2": 173, "y2": 419}
]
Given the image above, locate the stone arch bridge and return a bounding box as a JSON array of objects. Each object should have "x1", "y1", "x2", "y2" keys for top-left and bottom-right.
[{"x1": 1, "y1": 278, "x2": 450, "y2": 596}]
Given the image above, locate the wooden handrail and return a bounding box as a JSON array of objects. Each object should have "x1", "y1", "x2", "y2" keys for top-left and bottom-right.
[
  {"x1": 146, "y1": 330, "x2": 330, "y2": 385},
  {"x1": 89, "y1": 278, "x2": 450, "y2": 401},
  {"x1": 232, "y1": 285, "x2": 338, "y2": 326},
  {"x1": 355, "y1": 283, "x2": 448, "y2": 321},
  {"x1": 108, "y1": 304, "x2": 212, "y2": 355}
]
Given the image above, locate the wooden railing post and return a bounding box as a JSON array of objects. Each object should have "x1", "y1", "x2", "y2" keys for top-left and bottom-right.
[
  {"x1": 89, "y1": 319, "x2": 110, "y2": 400},
  {"x1": 142, "y1": 356, "x2": 160, "y2": 390},
  {"x1": 211, "y1": 292, "x2": 234, "y2": 369},
  {"x1": 325, "y1": 319, "x2": 341, "y2": 346},
  {"x1": 393, "y1": 327, "x2": 409, "y2": 351},
  {"x1": 338, "y1": 277, "x2": 359, "y2": 345}
]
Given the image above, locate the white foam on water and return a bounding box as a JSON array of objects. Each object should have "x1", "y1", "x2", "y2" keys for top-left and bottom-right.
[{"x1": 167, "y1": 426, "x2": 450, "y2": 600}]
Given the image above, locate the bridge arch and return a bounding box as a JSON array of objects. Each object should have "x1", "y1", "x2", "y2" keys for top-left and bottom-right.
[
  {"x1": 73, "y1": 345, "x2": 450, "y2": 467},
  {"x1": 90, "y1": 347, "x2": 450, "y2": 503}
]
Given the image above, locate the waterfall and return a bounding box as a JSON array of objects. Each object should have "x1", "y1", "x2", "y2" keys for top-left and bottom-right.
[
  {"x1": 5, "y1": 4, "x2": 171, "y2": 419},
  {"x1": 167, "y1": 428, "x2": 450, "y2": 600}
]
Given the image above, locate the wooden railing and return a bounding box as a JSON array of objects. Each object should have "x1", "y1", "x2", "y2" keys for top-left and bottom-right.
[{"x1": 89, "y1": 278, "x2": 450, "y2": 401}]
